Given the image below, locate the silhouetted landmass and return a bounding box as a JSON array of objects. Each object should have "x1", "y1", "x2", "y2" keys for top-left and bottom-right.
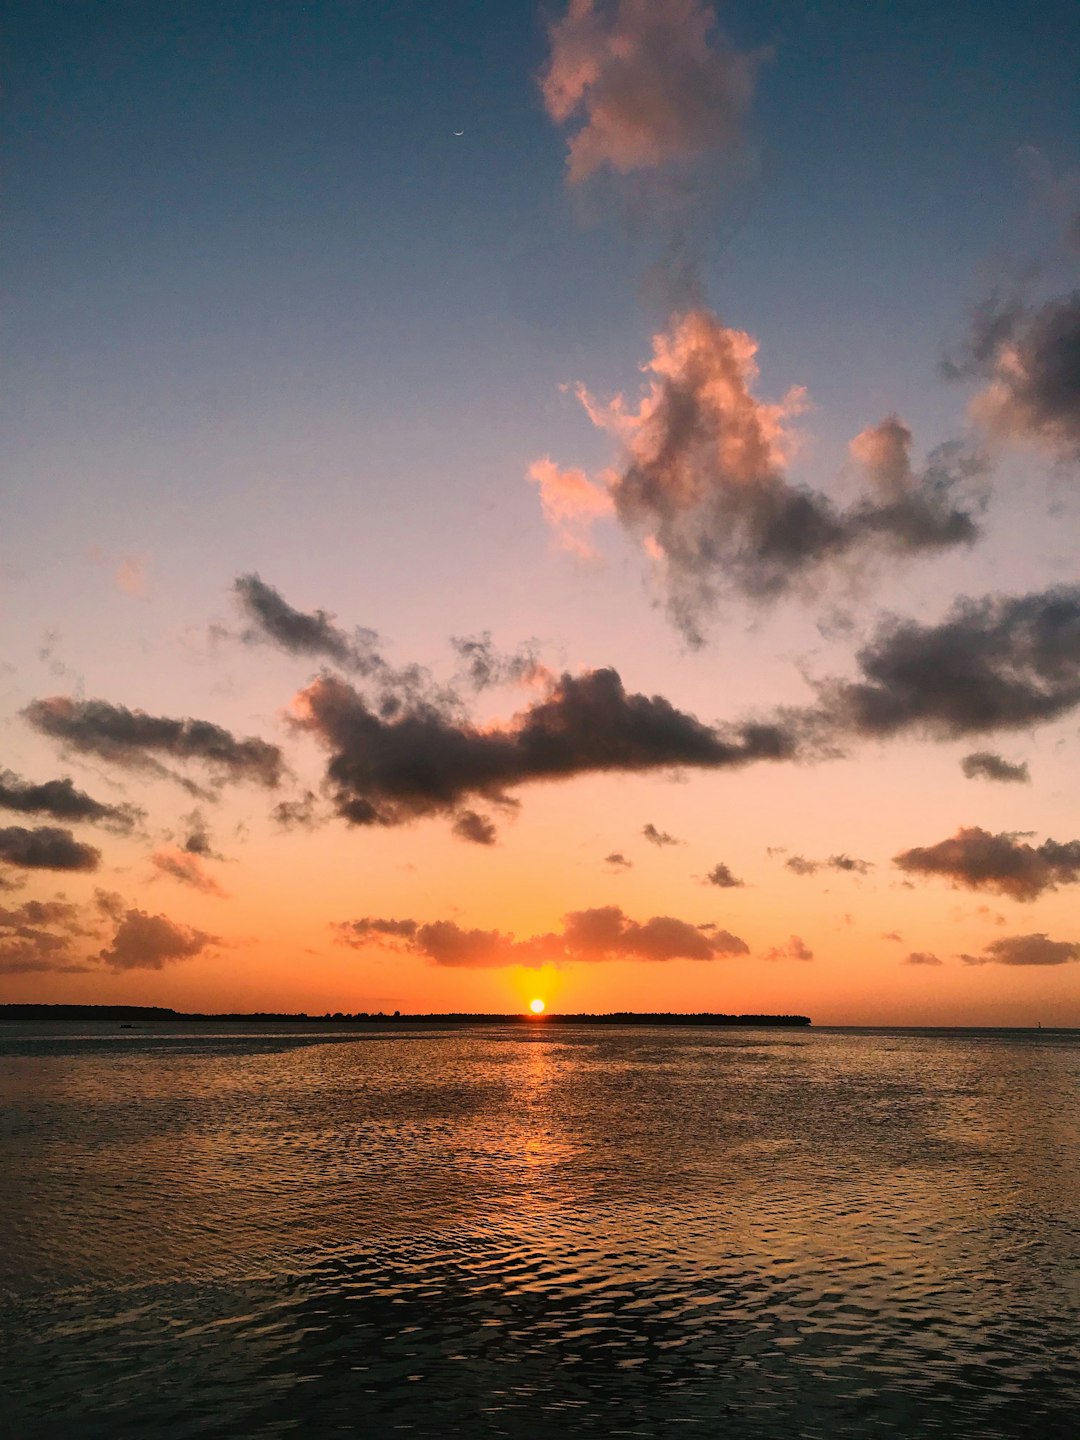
[{"x1": 0, "y1": 1004, "x2": 810, "y2": 1027}]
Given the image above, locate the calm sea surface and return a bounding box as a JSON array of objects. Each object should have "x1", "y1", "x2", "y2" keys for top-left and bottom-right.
[{"x1": 1, "y1": 1023, "x2": 1078, "y2": 1438}]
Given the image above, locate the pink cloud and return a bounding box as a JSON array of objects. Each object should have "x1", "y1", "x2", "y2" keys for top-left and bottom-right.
[{"x1": 541, "y1": 0, "x2": 758, "y2": 184}]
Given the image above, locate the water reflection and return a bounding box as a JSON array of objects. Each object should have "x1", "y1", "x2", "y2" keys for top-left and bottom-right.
[{"x1": 1, "y1": 1025, "x2": 1078, "y2": 1437}]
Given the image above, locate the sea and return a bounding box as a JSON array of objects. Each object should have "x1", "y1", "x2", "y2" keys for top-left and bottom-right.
[{"x1": 1, "y1": 1022, "x2": 1078, "y2": 1438}]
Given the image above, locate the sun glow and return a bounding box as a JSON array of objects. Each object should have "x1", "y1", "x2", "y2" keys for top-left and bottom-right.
[{"x1": 529, "y1": 998, "x2": 546, "y2": 1015}]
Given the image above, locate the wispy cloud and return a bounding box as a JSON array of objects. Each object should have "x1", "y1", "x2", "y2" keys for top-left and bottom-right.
[
  {"x1": 763, "y1": 935, "x2": 813, "y2": 962},
  {"x1": 784, "y1": 853, "x2": 871, "y2": 877},
  {"x1": 150, "y1": 847, "x2": 228, "y2": 897}
]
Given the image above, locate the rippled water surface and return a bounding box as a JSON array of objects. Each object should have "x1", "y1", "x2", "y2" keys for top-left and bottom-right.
[{"x1": 2, "y1": 1023, "x2": 1078, "y2": 1438}]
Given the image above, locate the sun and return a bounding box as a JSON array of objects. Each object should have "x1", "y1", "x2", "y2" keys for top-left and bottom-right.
[{"x1": 529, "y1": 998, "x2": 546, "y2": 1015}]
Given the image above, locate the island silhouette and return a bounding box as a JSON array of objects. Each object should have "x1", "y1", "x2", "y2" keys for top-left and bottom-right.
[{"x1": 0, "y1": 1004, "x2": 811, "y2": 1027}]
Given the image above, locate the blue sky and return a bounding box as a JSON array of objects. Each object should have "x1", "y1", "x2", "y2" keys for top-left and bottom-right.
[{"x1": 2, "y1": 2, "x2": 1078, "y2": 1020}]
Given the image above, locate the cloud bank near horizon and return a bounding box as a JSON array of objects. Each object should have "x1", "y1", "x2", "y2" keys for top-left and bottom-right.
[{"x1": 335, "y1": 903, "x2": 748, "y2": 968}]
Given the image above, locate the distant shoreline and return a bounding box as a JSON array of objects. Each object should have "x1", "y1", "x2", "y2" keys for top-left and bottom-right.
[{"x1": 0, "y1": 1003, "x2": 811, "y2": 1028}]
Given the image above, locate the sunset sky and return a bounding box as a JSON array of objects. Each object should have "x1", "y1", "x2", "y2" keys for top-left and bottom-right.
[{"x1": 3, "y1": 0, "x2": 1079, "y2": 1024}]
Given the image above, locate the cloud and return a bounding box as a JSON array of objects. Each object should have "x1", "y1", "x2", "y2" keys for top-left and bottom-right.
[
  {"x1": 271, "y1": 791, "x2": 320, "y2": 829},
  {"x1": 234, "y1": 573, "x2": 459, "y2": 721},
  {"x1": 294, "y1": 666, "x2": 801, "y2": 836},
  {"x1": 334, "y1": 917, "x2": 420, "y2": 947},
  {"x1": 335, "y1": 903, "x2": 747, "y2": 968},
  {"x1": 527, "y1": 457, "x2": 616, "y2": 558},
  {"x1": 703, "y1": 861, "x2": 743, "y2": 887},
  {"x1": 784, "y1": 853, "x2": 871, "y2": 877},
  {"x1": 882, "y1": 930, "x2": 903, "y2": 942},
  {"x1": 234, "y1": 572, "x2": 383, "y2": 672},
  {"x1": 540, "y1": 0, "x2": 759, "y2": 185},
  {"x1": 100, "y1": 909, "x2": 218, "y2": 970},
  {"x1": 605, "y1": 851, "x2": 633, "y2": 868},
  {"x1": 903, "y1": 951, "x2": 943, "y2": 966},
  {"x1": 763, "y1": 934, "x2": 813, "y2": 962},
  {"x1": 451, "y1": 810, "x2": 498, "y2": 846},
  {"x1": 536, "y1": 311, "x2": 981, "y2": 641},
  {"x1": 0, "y1": 897, "x2": 99, "y2": 973},
  {"x1": 179, "y1": 809, "x2": 222, "y2": 858},
  {"x1": 820, "y1": 585, "x2": 1080, "y2": 738},
  {"x1": 947, "y1": 290, "x2": 1080, "y2": 460},
  {"x1": 961, "y1": 933, "x2": 1080, "y2": 967},
  {"x1": 0, "y1": 767, "x2": 141, "y2": 833},
  {"x1": 960, "y1": 751, "x2": 1030, "y2": 784},
  {"x1": 643, "y1": 822, "x2": 681, "y2": 847},
  {"x1": 450, "y1": 633, "x2": 550, "y2": 692},
  {"x1": 894, "y1": 826, "x2": 1080, "y2": 902},
  {"x1": 150, "y1": 847, "x2": 228, "y2": 897},
  {"x1": 115, "y1": 557, "x2": 147, "y2": 596},
  {"x1": 94, "y1": 889, "x2": 126, "y2": 921},
  {"x1": 0, "y1": 825, "x2": 100, "y2": 872},
  {"x1": 24, "y1": 696, "x2": 283, "y2": 791}
]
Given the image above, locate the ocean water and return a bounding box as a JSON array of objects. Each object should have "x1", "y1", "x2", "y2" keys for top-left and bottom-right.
[{"x1": 1, "y1": 1023, "x2": 1078, "y2": 1438}]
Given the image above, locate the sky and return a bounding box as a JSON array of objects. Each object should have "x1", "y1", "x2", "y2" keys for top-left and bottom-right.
[{"x1": 2, "y1": 0, "x2": 1079, "y2": 1024}]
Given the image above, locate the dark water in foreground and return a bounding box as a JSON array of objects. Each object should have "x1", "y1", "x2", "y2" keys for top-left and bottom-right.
[{"x1": 1, "y1": 1024, "x2": 1078, "y2": 1438}]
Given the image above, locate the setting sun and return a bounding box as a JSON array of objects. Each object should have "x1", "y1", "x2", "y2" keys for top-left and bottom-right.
[{"x1": 529, "y1": 998, "x2": 546, "y2": 1015}]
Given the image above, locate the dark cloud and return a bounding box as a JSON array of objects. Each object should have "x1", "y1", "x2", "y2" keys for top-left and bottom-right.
[
  {"x1": 946, "y1": 290, "x2": 1080, "y2": 460},
  {"x1": 450, "y1": 634, "x2": 548, "y2": 691},
  {"x1": 0, "y1": 768, "x2": 141, "y2": 833},
  {"x1": 960, "y1": 751, "x2": 1030, "y2": 784},
  {"x1": 100, "y1": 909, "x2": 218, "y2": 970},
  {"x1": 820, "y1": 585, "x2": 1080, "y2": 739},
  {"x1": 538, "y1": 313, "x2": 982, "y2": 643},
  {"x1": 271, "y1": 791, "x2": 320, "y2": 829},
  {"x1": 451, "y1": 810, "x2": 498, "y2": 846},
  {"x1": 903, "y1": 951, "x2": 943, "y2": 966},
  {"x1": 784, "y1": 853, "x2": 871, "y2": 877},
  {"x1": 234, "y1": 574, "x2": 454, "y2": 716},
  {"x1": 295, "y1": 667, "x2": 801, "y2": 835},
  {"x1": 881, "y1": 930, "x2": 903, "y2": 942},
  {"x1": 94, "y1": 889, "x2": 126, "y2": 921},
  {"x1": 763, "y1": 935, "x2": 813, "y2": 962},
  {"x1": 24, "y1": 696, "x2": 283, "y2": 791},
  {"x1": 0, "y1": 825, "x2": 100, "y2": 872},
  {"x1": 150, "y1": 848, "x2": 228, "y2": 897},
  {"x1": 894, "y1": 826, "x2": 1080, "y2": 902},
  {"x1": 605, "y1": 852, "x2": 633, "y2": 868},
  {"x1": 961, "y1": 933, "x2": 1080, "y2": 967},
  {"x1": 335, "y1": 903, "x2": 747, "y2": 968},
  {"x1": 181, "y1": 810, "x2": 221, "y2": 857},
  {"x1": 234, "y1": 573, "x2": 383, "y2": 672},
  {"x1": 703, "y1": 861, "x2": 743, "y2": 888},
  {"x1": 643, "y1": 823, "x2": 681, "y2": 847},
  {"x1": 334, "y1": 917, "x2": 420, "y2": 947},
  {"x1": 0, "y1": 870, "x2": 26, "y2": 892}
]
